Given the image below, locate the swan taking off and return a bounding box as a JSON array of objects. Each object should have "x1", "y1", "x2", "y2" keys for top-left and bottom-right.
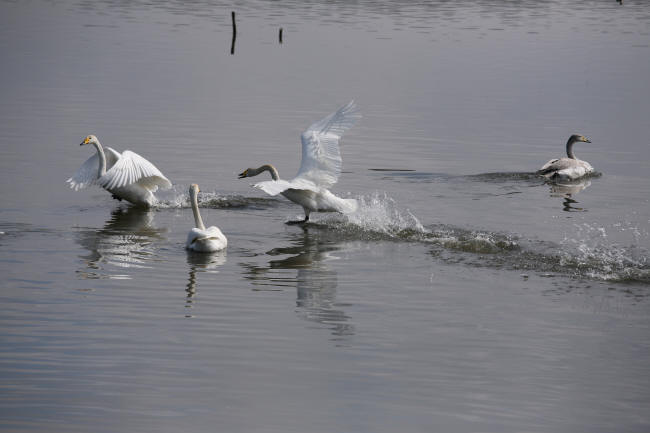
[
  {"x1": 67, "y1": 135, "x2": 171, "y2": 207},
  {"x1": 238, "y1": 101, "x2": 361, "y2": 224},
  {"x1": 537, "y1": 135, "x2": 594, "y2": 181},
  {"x1": 186, "y1": 184, "x2": 227, "y2": 252}
]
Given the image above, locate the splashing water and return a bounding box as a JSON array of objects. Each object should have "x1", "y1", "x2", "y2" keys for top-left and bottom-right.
[
  {"x1": 155, "y1": 184, "x2": 188, "y2": 208},
  {"x1": 561, "y1": 222, "x2": 650, "y2": 282},
  {"x1": 320, "y1": 192, "x2": 427, "y2": 239}
]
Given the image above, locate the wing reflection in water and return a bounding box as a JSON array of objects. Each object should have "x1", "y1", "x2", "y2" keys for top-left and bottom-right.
[
  {"x1": 76, "y1": 207, "x2": 166, "y2": 279},
  {"x1": 185, "y1": 251, "x2": 227, "y2": 317},
  {"x1": 548, "y1": 179, "x2": 591, "y2": 212},
  {"x1": 242, "y1": 227, "x2": 354, "y2": 338}
]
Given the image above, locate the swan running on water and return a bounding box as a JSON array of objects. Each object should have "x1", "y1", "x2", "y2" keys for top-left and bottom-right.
[
  {"x1": 67, "y1": 135, "x2": 171, "y2": 207},
  {"x1": 238, "y1": 101, "x2": 361, "y2": 224},
  {"x1": 186, "y1": 184, "x2": 227, "y2": 252},
  {"x1": 537, "y1": 135, "x2": 594, "y2": 181}
]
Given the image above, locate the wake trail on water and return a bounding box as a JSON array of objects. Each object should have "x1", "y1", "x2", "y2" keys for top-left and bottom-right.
[
  {"x1": 155, "y1": 187, "x2": 649, "y2": 284},
  {"x1": 315, "y1": 192, "x2": 650, "y2": 284},
  {"x1": 155, "y1": 186, "x2": 281, "y2": 210}
]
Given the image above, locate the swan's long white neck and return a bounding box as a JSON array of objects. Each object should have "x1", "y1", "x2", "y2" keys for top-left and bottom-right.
[
  {"x1": 93, "y1": 141, "x2": 107, "y2": 177},
  {"x1": 252, "y1": 164, "x2": 279, "y2": 180},
  {"x1": 566, "y1": 137, "x2": 577, "y2": 160},
  {"x1": 190, "y1": 189, "x2": 206, "y2": 230}
]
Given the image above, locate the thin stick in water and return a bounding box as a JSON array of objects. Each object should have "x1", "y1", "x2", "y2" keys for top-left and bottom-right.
[{"x1": 230, "y1": 11, "x2": 237, "y2": 55}]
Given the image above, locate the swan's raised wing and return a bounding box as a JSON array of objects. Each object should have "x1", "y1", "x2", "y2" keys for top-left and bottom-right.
[
  {"x1": 294, "y1": 100, "x2": 361, "y2": 188},
  {"x1": 253, "y1": 178, "x2": 318, "y2": 196},
  {"x1": 67, "y1": 147, "x2": 121, "y2": 191},
  {"x1": 98, "y1": 150, "x2": 171, "y2": 192}
]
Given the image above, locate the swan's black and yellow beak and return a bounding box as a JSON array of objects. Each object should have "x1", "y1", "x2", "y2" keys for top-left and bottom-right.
[
  {"x1": 80, "y1": 136, "x2": 90, "y2": 146},
  {"x1": 238, "y1": 170, "x2": 248, "y2": 179},
  {"x1": 582, "y1": 136, "x2": 591, "y2": 143}
]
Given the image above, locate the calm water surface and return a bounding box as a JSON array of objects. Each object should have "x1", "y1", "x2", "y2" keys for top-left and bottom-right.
[{"x1": 1, "y1": 1, "x2": 649, "y2": 432}]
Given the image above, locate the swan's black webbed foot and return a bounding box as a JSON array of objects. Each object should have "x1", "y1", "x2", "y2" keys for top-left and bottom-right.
[{"x1": 111, "y1": 194, "x2": 122, "y2": 201}]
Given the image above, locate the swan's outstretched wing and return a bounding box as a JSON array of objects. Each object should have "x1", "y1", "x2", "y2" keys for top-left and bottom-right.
[
  {"x1": 294, "y1": 100, "x2": 361, "y2": 188},
  {"x1": 67, "y1": 147, "x2": 121, "y2": 190},
  {"x1": 98, "y1": 150, "x2": 171, "y2": 191},
  {"x1": 253, "y1": 178, "x2": 318, "y2": 196}
]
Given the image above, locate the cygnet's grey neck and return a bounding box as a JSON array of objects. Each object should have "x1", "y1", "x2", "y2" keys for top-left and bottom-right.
[{"x1": 566, "y1": 136, "x2": 577, "y2": 160}]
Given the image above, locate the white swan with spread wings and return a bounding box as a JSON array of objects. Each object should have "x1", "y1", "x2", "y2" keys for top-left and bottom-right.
[
  {"x1": 67, "y1": 135, "x2": 171, "y2": 207},
  {"x1": 238, "y1": 101, "x2": 361, "y2": 224}
]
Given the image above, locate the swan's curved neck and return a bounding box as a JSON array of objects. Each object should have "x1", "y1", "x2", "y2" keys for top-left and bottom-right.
[
  {"x1": 252, "y1": 164, "x2": 279, "y2": 180},
  {"x1": 190, "y1": 190, "x2": 206, "y2": 230},
  {"x1": 93, "y1": 141, "x2": 107, "y2": 177},
  {"x1": 566, "y1": 137, "x2": 577, "y2": 159}
]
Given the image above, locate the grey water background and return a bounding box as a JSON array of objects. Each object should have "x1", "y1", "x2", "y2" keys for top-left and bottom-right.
[{"x1": 1, "y1": 0, "x2": 650, "y2": 432}]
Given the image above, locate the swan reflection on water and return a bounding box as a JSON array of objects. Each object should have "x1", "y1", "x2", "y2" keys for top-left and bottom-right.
[
  {"x1": 242, "y1": 227, "x2": 354, "y2": 338},
  {"x1": 76, "y1": 206, "x2": 166, "y2": 279},
  {"x1": 547, "y1": 178, "x2": 591, "y2": 212},
  {"x1": 185, "y1": 250, "x2": 227, "y2": 317}
]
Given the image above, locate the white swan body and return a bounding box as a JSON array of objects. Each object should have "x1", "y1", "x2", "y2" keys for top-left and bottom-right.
[
  {"x1": 238, "y1": 101, "x2": 361, "y2": 223},
  {"x1": 537, "y1": 135, "x2": 594, "y2": 181},
  {"x1": 186, "y1": 184, "x2": 227, "y2": 253},
  {"x1": 67, "y1": 135, "x2": 171, "y2": 207}
]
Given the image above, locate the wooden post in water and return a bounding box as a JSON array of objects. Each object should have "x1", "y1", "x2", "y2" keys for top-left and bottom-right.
[
  {"x1": 230, "y1": 11, "x2": 237, "y2": 55},
  {"x1": 279, "y1": 27, "x2": 283, "y2": 44}
]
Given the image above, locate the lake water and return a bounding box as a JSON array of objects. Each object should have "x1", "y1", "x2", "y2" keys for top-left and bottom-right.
[{"x1": 1, "y1": 0, "x2": 649, "y2": 432}]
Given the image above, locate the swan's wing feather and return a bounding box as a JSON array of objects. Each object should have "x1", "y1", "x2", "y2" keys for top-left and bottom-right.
[
  {"x1": 538, "y1": 158, "x2": 575, "y2": 175},
  {"x1": 253, "y1": 178, "x2": 319, "y2": 196},
  {"x1": 67, "y1": 153, "x2": 100, "y2": 191},
  {"x1": 538, "y1": 158, "x2": 593, "y2": 180},
  {"x1": 98, "y1": 150, "x2": 171, "y2": 191},
  {"x1": 295, "y1": 100, "x2": 361, "y2": 188},
  {"x1": 104, "y1": 147, "x2": 122, "y2": 168},
  {"x1": 67, "y1": 147, "x2": 121, "y2": 190},
  {"x1": 188, "y1": 227, "x2": 225, "y2": 243}
]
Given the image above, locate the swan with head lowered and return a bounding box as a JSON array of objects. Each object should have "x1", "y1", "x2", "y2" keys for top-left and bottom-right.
[
  {"x1": 537, "y1": 134, "x2": 594, "y2": 181},
  {"x1": 186, "y1": 184, "x2": 227, "y2": 252},
  {"x1": 67, "y1": 135, "x2": 171, "y2": 207},
  {"x1": 238, "y1": 101, "x2": 361, "y2": 224}
]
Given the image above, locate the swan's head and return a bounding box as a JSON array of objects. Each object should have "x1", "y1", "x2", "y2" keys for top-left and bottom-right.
[
  {"x1": 570, "y1": 134, "x2": 591, "y2": 144},
  {"x1": 80, "y1": 134, "x2": 99, "y2": 146},
  {"x1": 189, "y1": 183, "x2": 200, "y2": 195},
  {"x1": 238, "y1": 168, "x2": 253, "y2": 179}
]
